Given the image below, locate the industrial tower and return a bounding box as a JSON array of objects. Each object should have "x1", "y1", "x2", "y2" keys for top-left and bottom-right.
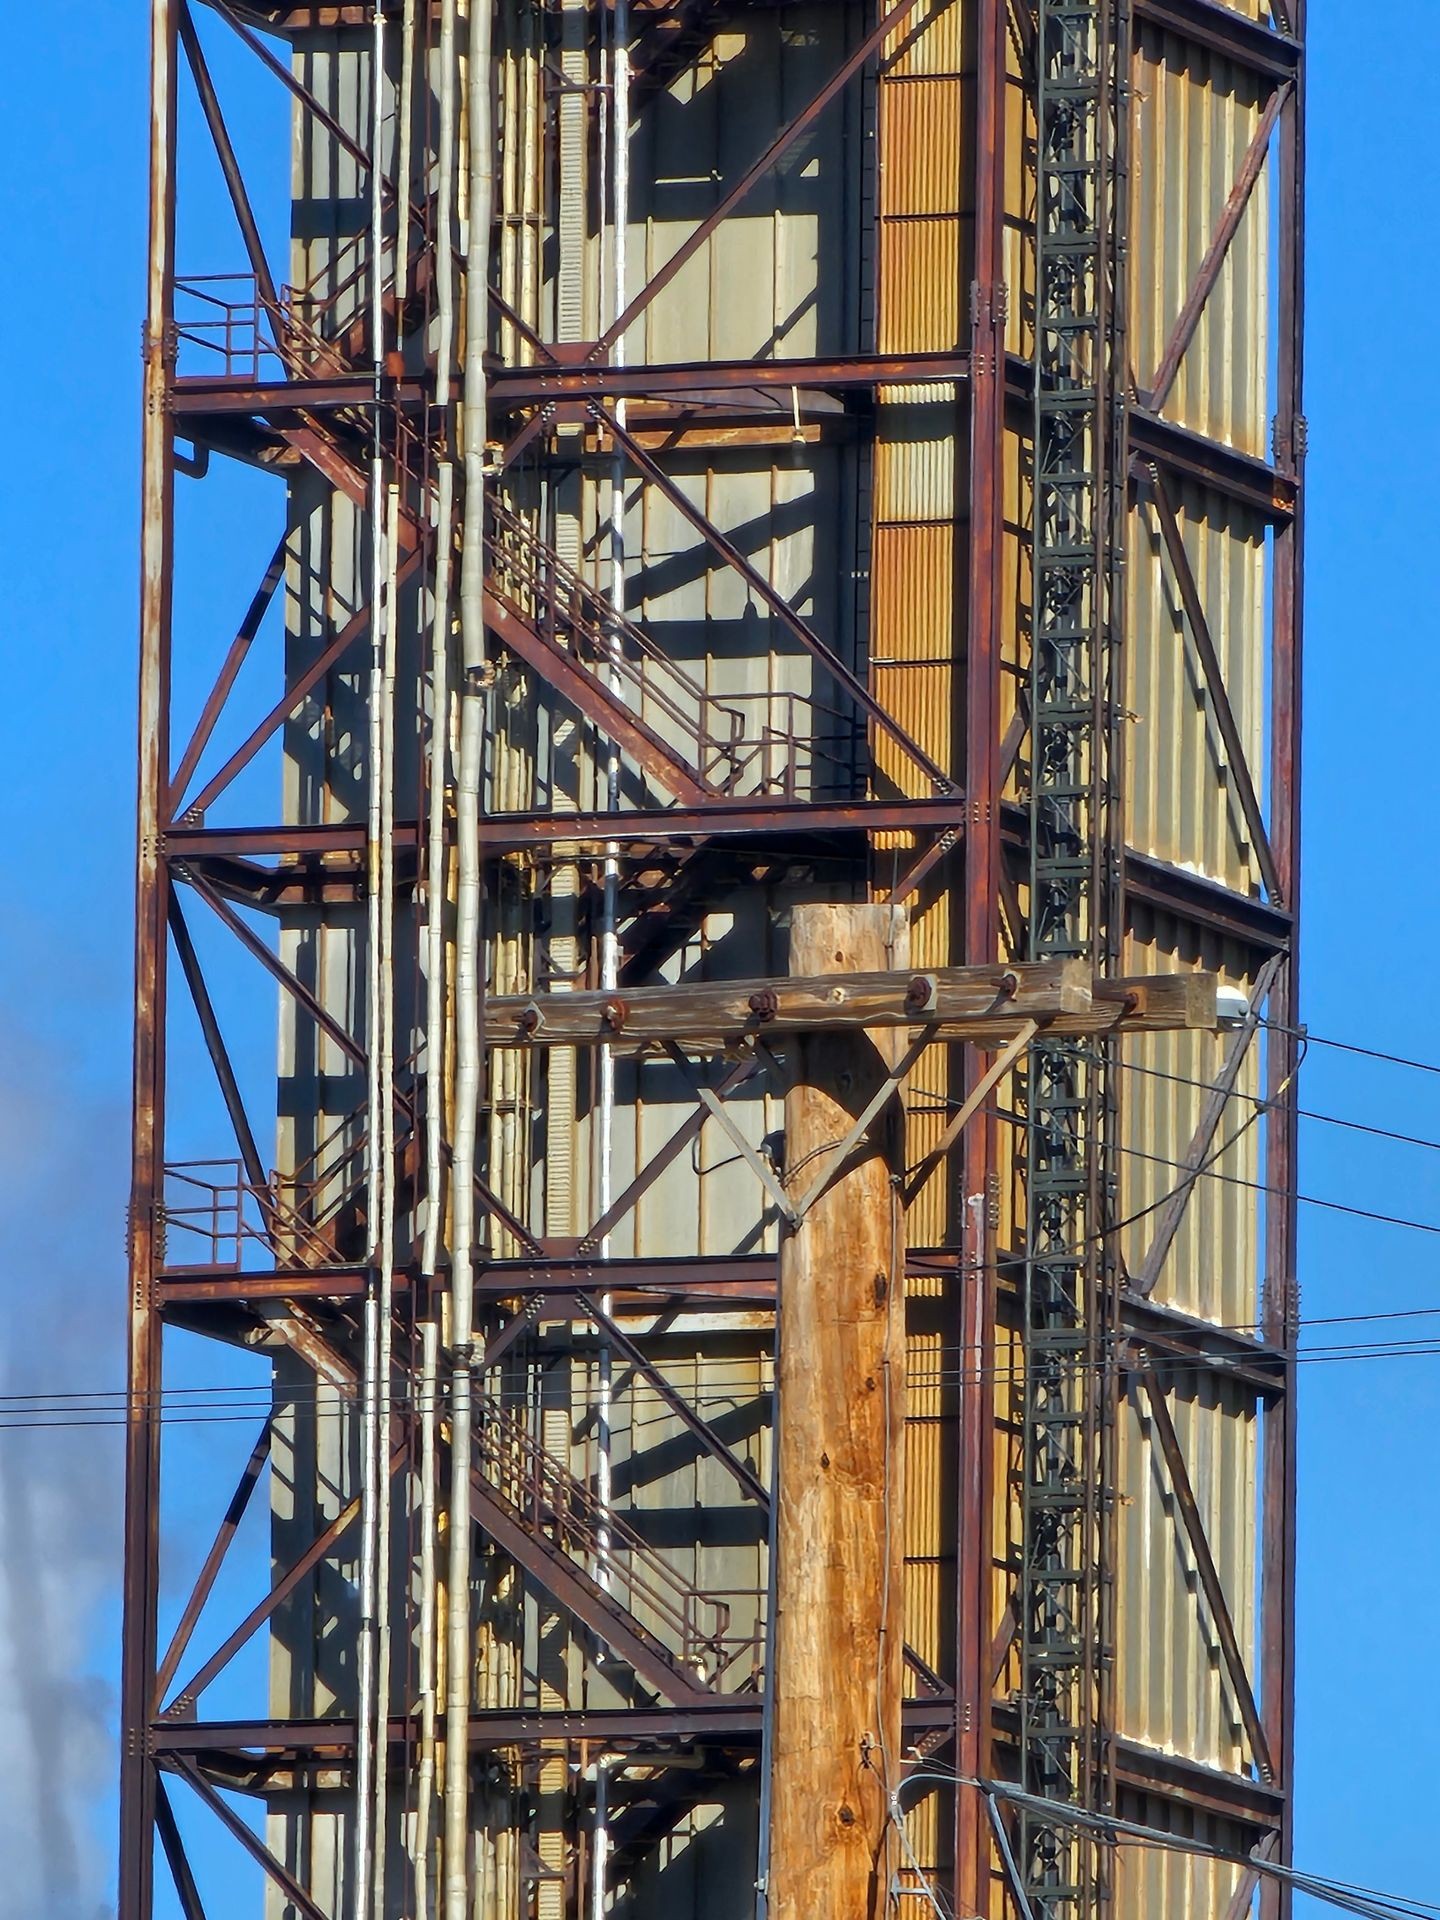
[{"x1": 123, "y1": 1, "x2": 1304, "y2": 1917}]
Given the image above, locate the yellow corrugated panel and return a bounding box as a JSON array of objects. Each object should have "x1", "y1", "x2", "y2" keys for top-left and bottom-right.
[
  {"x1": 1131, "y1": 28, "x2": 1269, "y2": 456},
  {"x1": 881, "y1": 76, "x2": 966, "y2": 212},
  {"x1": 905, "y1": 1327, "x2": 948, "y2": 1674},
  {"x1": 882, "y1": 0, "x2": 968, "y2": 78},
  {"x1": 1115, "y1": 1802, "x2": 1258, "y2": 1920},
  {"x1": 878, "y1": 217, "x2": 964, "y2": 354},
  {"x1": 1115, "y1": 1378, "x2": 1258, "y2": 1774},
  {"x1": 1120, "y1": 906, "x2": 1261, "y2": 1329},
  {"x1": 1126, "y1": 479, "x2": 1266, "y2": 892}
]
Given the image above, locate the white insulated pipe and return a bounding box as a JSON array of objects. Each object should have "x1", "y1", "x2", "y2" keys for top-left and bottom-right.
[
  {"x1": 355, "y1": 7, "x2": 390, "y2": 1912},
  {"x1": 591, "y1": 15, "x2": 629, "y2": 1917},
  {"x1": 370, "y1": 475, "x2": 402, "y2": 1920},
  {"x1": 444, "y1": 4, "x2": 493, "y2": 1916},
  {"x1": 415, "y1": 0, "x2": 460, "y2": 1904}
]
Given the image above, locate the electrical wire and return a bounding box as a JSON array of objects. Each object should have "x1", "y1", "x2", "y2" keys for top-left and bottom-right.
[
  {"x1": 24, "y1": 1327, "x2": 1440, "y2": 1436},
  {"x1": 904, "y1": 1767, "x2": 1440, "y2": 1920},
  {"x1": 1270, "y1": 1021, "x2": 1440, "y2": 1081},
  {"x1": 1114, "y1": 1055, "x2": 1440, "y2": 1156}
]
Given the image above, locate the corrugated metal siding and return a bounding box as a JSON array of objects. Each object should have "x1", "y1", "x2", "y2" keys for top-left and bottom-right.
[
  {"x1": 629, "y1": 8, "x2": 862, "y2": 364},
  {"x1": 1121, "y1": 909, "x2": 1261, "y2": 1329},
  {"x1": 1115, "y1": 1376, "x2": 1257, "y2": 1776},
  {"x1": 1126, "y1": 480, "x2": 1267, "y2": 893},
  {"x1": 1114, "y1": 1798, "x2": 1259, "y2": 1920},
  {"x1": 873, "y1": 0, "x2": 968, "y2": 1242},
  {"x1": 1132, "y1": 28, "x2": 1269, "y2": 457}
]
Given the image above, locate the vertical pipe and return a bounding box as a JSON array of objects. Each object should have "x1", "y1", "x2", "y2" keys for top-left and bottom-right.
[
  {"x1": 120, "y1": 7, "x2": 177, "y2": 1915},
  {"x1": 956, "y1": 3, "x2": 1006, "y2": 1910},
  {"x1": 1261, "y1": 9, "x2": 1305, "y2": 1917},
  {"x1": 416, "y1": 5, "x2": 460, "y2": 1906},
  {"x1": 356, "y1": 9, "x2": 390, "y2": 1911},
  {"x1": 371, "y1": 476, "x2": 402, "y2": 1919},
  {"x1": 444, "y1": 6, "x2": 493, "y2": 1915},
  {"x1": 591, "y1": 19, "x2": 629, "y2": 1910}
]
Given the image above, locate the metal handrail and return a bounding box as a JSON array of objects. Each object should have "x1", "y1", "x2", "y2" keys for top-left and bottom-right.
[{"x1": 473, "y1": 1388, "x2": 734, "y2": 1674}]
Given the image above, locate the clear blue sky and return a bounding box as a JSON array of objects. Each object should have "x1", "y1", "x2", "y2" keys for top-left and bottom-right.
[{"x1": 0, "y1": 8, "x2": 1432, "y2": 1917}]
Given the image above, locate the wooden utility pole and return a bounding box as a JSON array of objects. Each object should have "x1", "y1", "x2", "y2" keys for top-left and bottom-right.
[{"x1": 768, "y1": 903, "x2": 908, "y2": 1920}]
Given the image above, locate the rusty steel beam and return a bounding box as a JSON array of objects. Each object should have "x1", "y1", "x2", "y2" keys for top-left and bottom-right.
[
  {"x1": 207, "y1": 0, "x2": 395, "y2": 197},
  {"x1": 956, "y1": 7, "x2": 1008, "y2": 1908},
  {"x1": 155, "y1": 1777, "x2": 210, "y2": 1920},
  {"x1": 153, "y1": 1419, "x2": 274, "y2": 1709},
  {"x1": 488, "y1": 349, "x2": 972, "y2": 408},
  {"x1": 178, "y1": 1, "x2": 278, "y2": 309},
  {"x1": 166, "y1": 894, "x2": 268, "y2": 1188},
  {"x1": 483, "y1": 588, "x2": 714, "y2": 806},
  {"x1": 163, "y1": 1445, "x2": 406, "y2": 1717},
  {"x1": 1261, "y1": 13, "x2": 1305, "y2": 1913},
  {"x1": 120, "y1": 6, "x2": 177, "y2": 1912},
  {"x1": 168, "y1": 533, "x2": 286, "y2": 815},
  {"x1": 1111, "y1": 1737, "x2": 1284, "y2": 1830},
  {"x1": 577, "y1": 1291, "x2": 771, "y2": 1511},
  {"x1": 169, "y1": 1756, "x2": 330, "y2": 1920},
  {"x1": 150, "y1": 1696, "x2": 958, "y2": 1758},
  {"x1": 1123, "y1": 845, "x2": 1291, "y2": 954},
  {"x1": 1127, "y1": 403, "x2": 1296, "y2": 521},
  {"x1": 170, "y1": 372, "x2": 428, "y2": 415},
  {"x1": 1133, "y1": 0, "x2": 1299, "y2": 79},
  {"x1": 181, "y1": 549, "x2": 422, "y2": 821}
]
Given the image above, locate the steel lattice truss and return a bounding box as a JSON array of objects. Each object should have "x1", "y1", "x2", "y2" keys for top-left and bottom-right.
[
  {"x1": 118, "y1": 3, "x2": 1306, "y2": 1918},
  {"x1": 1019, "y1": 4, "x2": 1128, "y2": 1914}
]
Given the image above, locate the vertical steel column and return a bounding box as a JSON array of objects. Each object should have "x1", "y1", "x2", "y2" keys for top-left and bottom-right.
[
  {"x1": 1019, "y1": 4, "x2": 1126, "y2": 1917},
  {"x1": 956, "y1": 3, "x2": 1007, "y2": 1910},
  {"x1": 120, "y1": 4, "x2": 177, "y2": 1914},
  {"x1": 1261, "y1": 7, "x2": 1305, "y2": 1917}
]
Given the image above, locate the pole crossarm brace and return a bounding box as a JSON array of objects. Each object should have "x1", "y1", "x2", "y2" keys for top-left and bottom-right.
[
  {"x1": 485, "y1": 961, "x2": 1227, "y2": 1051},
  {"x1": 1131, "y1": 952, "x2": 1284, "y2": 1299}
]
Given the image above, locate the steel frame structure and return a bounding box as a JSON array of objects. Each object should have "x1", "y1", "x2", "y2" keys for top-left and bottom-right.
[{"x1": 122, "y1": 1, "x2": 1305, "y2": 1916}]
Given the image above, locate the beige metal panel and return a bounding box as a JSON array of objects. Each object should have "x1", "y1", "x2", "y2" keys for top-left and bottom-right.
[
  {"x1": 1131, "y1": 28, "x2": 1270, "y2": 457},
  {"x1": 1114, "y1": 1799, "x2": 1261, "y2": 1920},
  {"x1": 1126, "y1": 480, "x2": 1267, "y2": 893},
  {"x1": 1120, "y1": 906, "x2": 1261, "y2": 1330},
  {"x1": 1115, "y1": 1376, "x2": 1258, "y2": 1778},
  {"x1": 628, "y1": 7, "x2": 861, "y2": 366}
]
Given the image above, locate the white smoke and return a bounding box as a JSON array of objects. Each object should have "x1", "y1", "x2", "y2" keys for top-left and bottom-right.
[{"x1": 0, "y1": 1000, "x2": 126, "y2": 1920}]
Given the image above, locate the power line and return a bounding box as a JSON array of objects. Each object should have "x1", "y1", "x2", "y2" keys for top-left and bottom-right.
[
  {"x1": 15, "y1": 1333, "x2": 1440, "y2": 1433},
  {"x1": 1116, "y1": 1055, "x2": 1440, "y2": 1156},
  {"x1": 1280, "y1": 1023, "x2": 1440, "y2": 1081},
  {"x1": 900, "y1": 1768, "x2": 1440, "y2": 1920}
]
